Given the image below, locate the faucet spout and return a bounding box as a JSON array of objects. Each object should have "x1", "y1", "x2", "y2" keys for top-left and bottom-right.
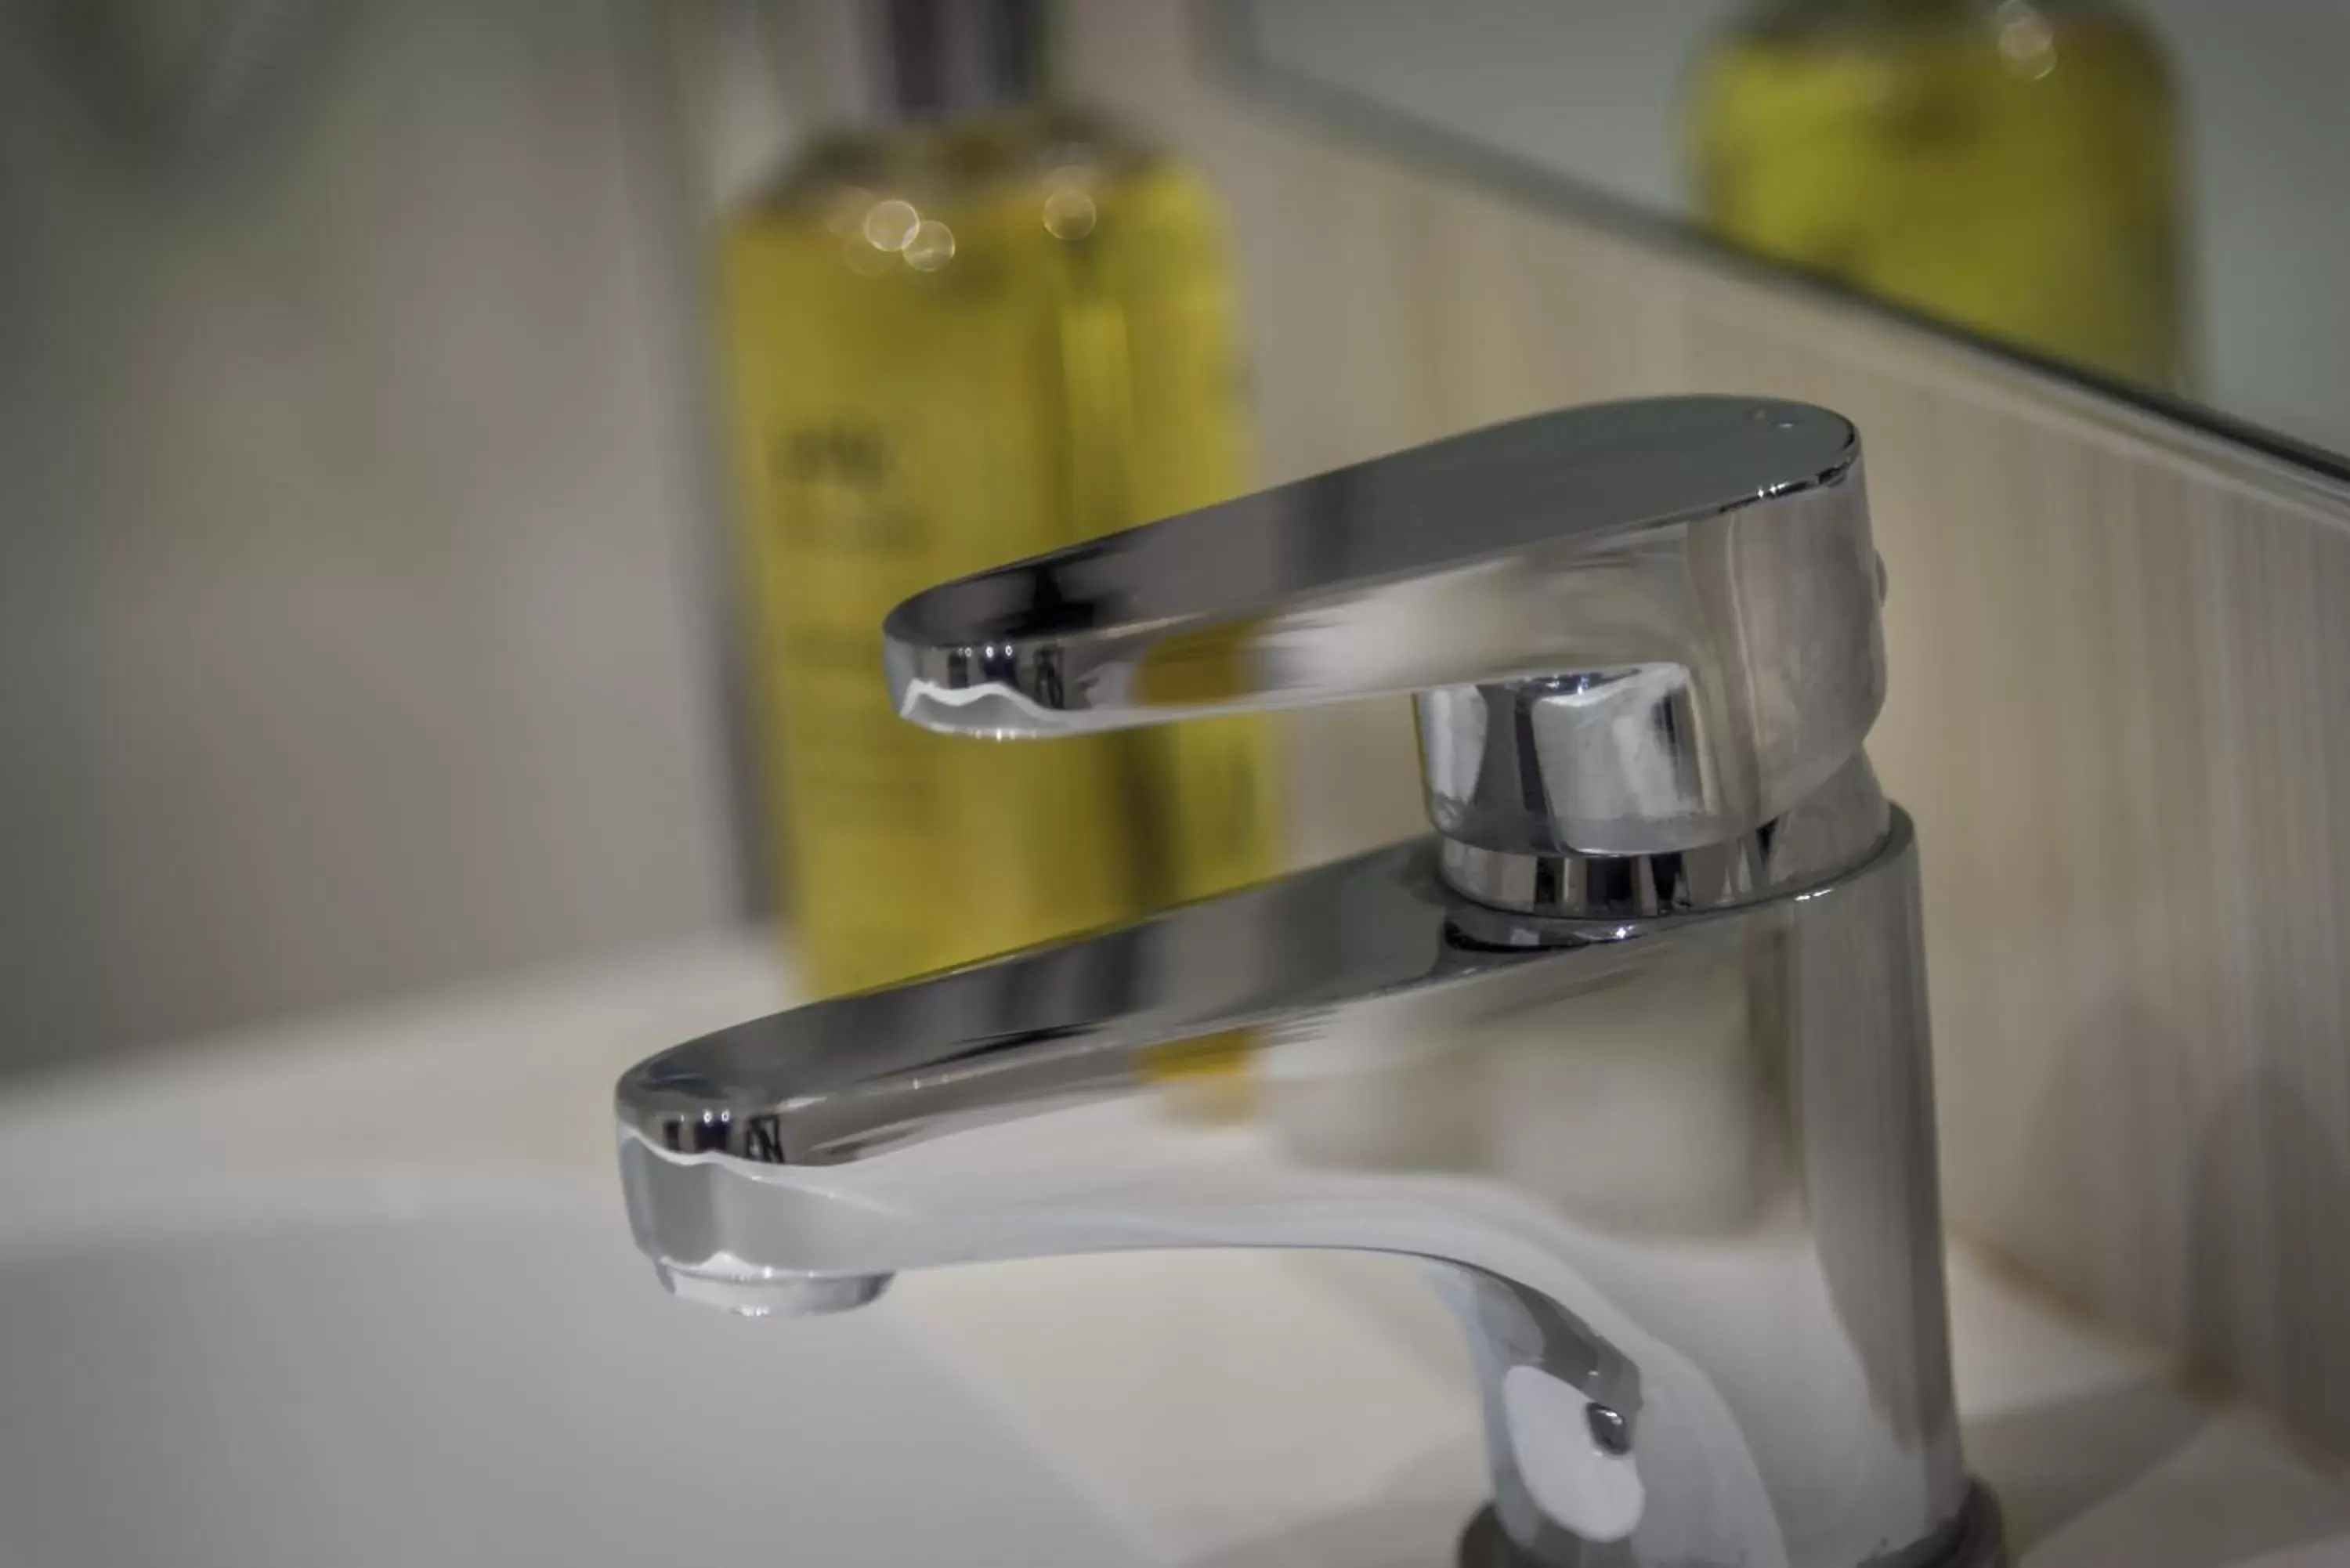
[
  {"x1": 617, "y1": 833, "x2": 1686, "y2": 1552},
  {"x1": 616, "y1": 788, "x2": 1979, "y2": 1566}
]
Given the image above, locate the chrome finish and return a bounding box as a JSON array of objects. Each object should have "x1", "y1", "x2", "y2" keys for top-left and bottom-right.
[
  {"x1": 620, "y1": 818, "x2": 1969, "y2": 1565},
  {"x1": 884, "y1": 396, "x2": 1882, "y2": 858},
  {"x1": 654, "y1": 1266, "x2": 891, "y2": 1318},
  {"x1": 1438, "y1": 753, "x2": 1888, "y2": 919},
  {"x1": 614, "y1": 396, "x2": 1990, "y2": 1566}
]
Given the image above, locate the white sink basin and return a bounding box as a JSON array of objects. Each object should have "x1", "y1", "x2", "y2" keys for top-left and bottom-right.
[
  {"x1": 4, "y1": 934, "x2": 2345, "y2": 1568},
  {"x1": 0, "y1": 1197, "x2": 1151, "y2": 1568}
]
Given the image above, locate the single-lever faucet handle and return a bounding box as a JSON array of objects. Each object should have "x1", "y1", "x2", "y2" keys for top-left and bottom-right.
[{"x1": 884, "y1": 396, "x2": 1880, "y2": 858}]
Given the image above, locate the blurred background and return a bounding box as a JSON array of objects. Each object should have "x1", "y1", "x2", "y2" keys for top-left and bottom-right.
[{"x1": 2, "y1": 0, "x2": 2344, "y2": 1072}]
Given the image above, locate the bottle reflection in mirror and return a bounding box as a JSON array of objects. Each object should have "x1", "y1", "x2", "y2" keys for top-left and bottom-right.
[
  {"x1": 717, "y1": 0, "x2": 1278, "y2": 995},
  {"x1": 1690, "y1": 0, "x2": 2187, "y2": 389}
]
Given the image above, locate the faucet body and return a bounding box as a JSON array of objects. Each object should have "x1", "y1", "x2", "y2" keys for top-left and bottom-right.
[{"x1": 616, "y1": 399, "x2": 2001, "y2": 1566}]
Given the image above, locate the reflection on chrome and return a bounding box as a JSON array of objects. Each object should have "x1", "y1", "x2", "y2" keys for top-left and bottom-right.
[
  {"x1": 616, "y1": 398, "x2": 2003, "y2": 1567},
  {"x1": 1994, "y1": 1, "x2": 2059, "y2": 78}
]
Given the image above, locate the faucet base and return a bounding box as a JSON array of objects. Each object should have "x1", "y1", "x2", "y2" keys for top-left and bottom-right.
[{"x1": 1455, "y1": 1479, "x2": 2004, "y2": 1568}]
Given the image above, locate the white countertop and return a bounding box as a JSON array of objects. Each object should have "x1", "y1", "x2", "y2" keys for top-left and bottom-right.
[{"x1": 4, "y1": 930, "x2": 2345, "y2": 1567}]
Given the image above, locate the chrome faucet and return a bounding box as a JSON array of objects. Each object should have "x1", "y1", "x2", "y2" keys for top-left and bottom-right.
[{"x1": 616, "y1": 397, "x2": 2001, "y2": 1568}]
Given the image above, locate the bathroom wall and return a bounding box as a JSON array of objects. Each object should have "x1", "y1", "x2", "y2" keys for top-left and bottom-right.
[
  {"x1": 1065, "y1": 0, "x2": 2350, "y2": 1459},
  {"x1": 0, "y1": 0, "x2": 744, "y2": 1071}
]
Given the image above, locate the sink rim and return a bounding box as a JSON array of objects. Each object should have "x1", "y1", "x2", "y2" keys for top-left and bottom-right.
[{"x1": 0, "y1": 1162, "x2": 620, "y2": 1263}]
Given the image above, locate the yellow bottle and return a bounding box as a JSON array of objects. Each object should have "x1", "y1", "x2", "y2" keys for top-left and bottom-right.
[
  {"x1": 717, "y1": 1, "x2": 1278, "y2": 995},
  {"x1": 1688, "y1": 0, "x2": 2186, "y2": 388}
]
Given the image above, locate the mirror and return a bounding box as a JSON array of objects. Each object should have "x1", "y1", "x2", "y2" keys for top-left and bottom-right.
[{"x1": 1230, "y1": 0, "x2": 2350, "y2": 464}]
